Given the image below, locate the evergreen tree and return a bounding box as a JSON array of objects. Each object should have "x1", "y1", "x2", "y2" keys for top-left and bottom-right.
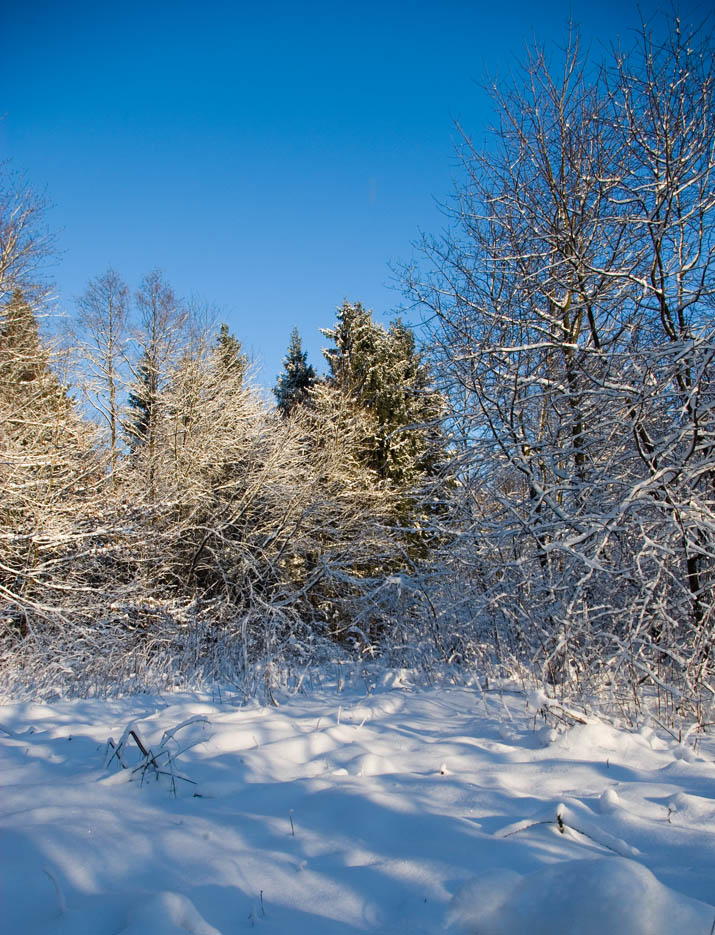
[
  {"x1": 321, "y1": 301, "x2": 446, "y2": 487},
  {"x1": 126, "y1": 354, "x2": 153, "y2": 450},
  {"x1": 316, "y1": 300, "x2": 451, "y2": 589},
  {"x1": 1, "y1": 285, "x2": 103, "y2": 643},
  {"x1": 216, "y1": 322, "x2": 248, "y2": 380},
  {"x1": 322, "y1": 302, "x2": 379, "y2": 395},
  {"x1": 273, "y1": 327, "x2": 316, "y2": 414},
  {"x1": 1, "y1": 289, "x2": 71, "y2": 433},
  {"x1": 1, "y1": 288, "x2": 44, "y2": 387}
]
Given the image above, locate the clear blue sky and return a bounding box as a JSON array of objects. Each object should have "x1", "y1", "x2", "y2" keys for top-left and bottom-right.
[{"x1": 1, "y1": 0, "x2": 707, "y2": 387}]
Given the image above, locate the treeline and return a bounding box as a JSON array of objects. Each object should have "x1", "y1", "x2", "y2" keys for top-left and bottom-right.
[
  {"x1": 1, "y1": 236, "x2": 452, "y2": 695},
  {"x1": 2, "y1": 15, "x2": 714, "y2": 726}
]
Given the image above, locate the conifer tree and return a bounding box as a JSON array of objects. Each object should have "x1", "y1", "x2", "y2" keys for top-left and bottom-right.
[
  {"x1": 1, "y1": 289, "x2": 71, "y2": 438},
  {"x1": 126, "y1": 355, "x2": 153, "y2": 450},
  {"x1": 1, "y1": 283, "x2": 104, "y2": 647},
  {"x1": 317, "y1": 300, "x2": 450, "y2": 593},
  {"x1": 321, "y1": 301, "x2": 446, "y2": 488},
  {"x1": 273, "y1": 327, "x2": 316, "y2": 414},
  {"x1": 216, "y1": 322, "x2": 248, "y2": 379},
  {"x1": 1, "y1": 288, "x2": 44, "y2": 387}
]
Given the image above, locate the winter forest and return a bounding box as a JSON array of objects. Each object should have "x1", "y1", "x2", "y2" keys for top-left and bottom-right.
[
  {"x1": 2, "y1": 13, "x2": 715, "y2": 935},
  {"x1": 1, "y1": 17, "x2": 714, "y2": 730}
]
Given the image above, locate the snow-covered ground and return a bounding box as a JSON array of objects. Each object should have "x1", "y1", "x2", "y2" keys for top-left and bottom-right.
[{"x1": 1, "y1": 675, "x2": 713, "y2": 934}]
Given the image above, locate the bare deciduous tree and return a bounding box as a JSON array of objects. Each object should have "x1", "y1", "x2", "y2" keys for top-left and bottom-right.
[
  {"x1": 73, "y1": 267, "x2": 130, "y2": 480},
  {"x1": 405, "y1": 15, "x2": 715, "y2": 723},
  {"x1": 126, "y1": 270, "x2": 188, "y2": 499}
]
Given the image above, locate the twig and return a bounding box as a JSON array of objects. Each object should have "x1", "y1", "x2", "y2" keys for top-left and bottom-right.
[
  {"x1": 500, "y1": 808, "x2": 635, "y2": 858},
  {"x1": 43, "y1": 867, "x2": 66, "y2": 916}
]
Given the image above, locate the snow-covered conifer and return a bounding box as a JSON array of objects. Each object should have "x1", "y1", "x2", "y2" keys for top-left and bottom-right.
[{"x1": 273, "y1": 327, "x2": 316, "y2": 415}]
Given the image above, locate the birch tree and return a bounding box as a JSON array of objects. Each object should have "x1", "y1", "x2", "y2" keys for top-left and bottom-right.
[
  {"x1": 126, "y1": 270, "x2": 188, "y2": 498},
  {"x1": 73, "y1": 267, "x2": 130, "y2": 480}
]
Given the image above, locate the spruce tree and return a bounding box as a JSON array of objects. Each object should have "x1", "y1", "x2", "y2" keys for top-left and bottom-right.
[
  {"x1": 274, "y1": 327, "x2": 316, "y2": 415},
  {"x1": 1, "y1": 289, "x2": 71, "y2": 434},
  {"x1": 1, "y1": 288, "x2": 45, "y2": 388},
  {"x1": 126, "y1": 355, "x2": 154, "y2": 451},
  {"x1": 216, "y1": 322, "x2": 248, "y2": 380},
  {"x1": 321, "y1": 301, "x2": 445, "y2": 488},
  {"x1": 1, "y1": 287, "x2": 102, "y2": 640},
  {"x1": 322, "y1": 302, "x2": 381, "y2": 406}
]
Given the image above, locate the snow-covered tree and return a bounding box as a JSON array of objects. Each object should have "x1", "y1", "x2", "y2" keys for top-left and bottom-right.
[
  {"x1": 73, "y1": 268, "x2": 130, "y2": 480},
  {"x1": 215, "y1": 322, "x2": 248, "y2": 380},
  {"x1": 125, "y1": 271, "x2": 188, "y2": 497},
  {"x1": 321, "y1": 302, "x2": 449, "y2": 543},
  {"x1": 273, "y1": 327, "x2": 316, "y2": 415},
  {"x1": 322, "y1": 303, "x2": 444, "y2": 481},
  {"x1": 405, "y1": 15, "x2": 715, "y2": 717},
  {"x1": 0, "y1": 237, "x2": 106, "y2": 658}
]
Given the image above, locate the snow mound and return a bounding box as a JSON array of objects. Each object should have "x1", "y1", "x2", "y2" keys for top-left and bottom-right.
[
  {"x1": 120, "y1": 891, "x2": 220, "y2": 935},
  {"x1": 447, "y1": 857, "x2": 714, "y2": 935}
]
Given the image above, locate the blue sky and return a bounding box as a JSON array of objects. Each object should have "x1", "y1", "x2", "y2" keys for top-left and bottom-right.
[{"x1": 1, "y1": 0, "x2": 707, "y2": 387}]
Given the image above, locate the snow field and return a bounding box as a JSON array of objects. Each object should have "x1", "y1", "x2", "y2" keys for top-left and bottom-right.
[{"x1": 1, "y1": 681, "x2": 713, "y2": 933}]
